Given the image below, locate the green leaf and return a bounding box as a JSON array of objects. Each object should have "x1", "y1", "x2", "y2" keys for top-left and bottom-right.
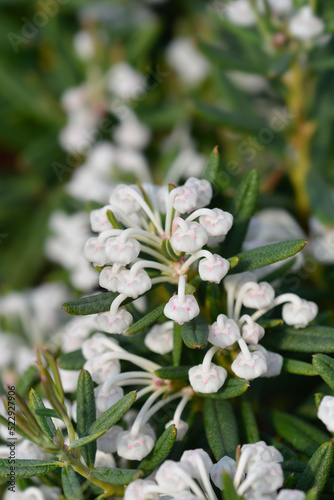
[
  {"x1": 0, "y1": 459, "x2": 61, "y2": 479},
  {"x1": 283, "y1": 359, "x2": 318, "y2": 376},
  {"x1": 33, "y1": 409, "x2": 61, "y2": 419},
  {"x1": 202, "y1": 146, "x2": 226, "y2": 194},
  {"x1": 200, "y1": 41, "x2": 265, "y2": 74},
  {"x1": 63, "y1": 292, "x2": 121, "y2": 316},
  {"x1": 139, "y1": 425, "x2": 177, "y2": 477},
  {"x1": 17, "y1": 365, "x2": 38, "y2": 396},
  {"x1": 106, "y1": 209, "x2": 123, "y2": 229},
  {"x1": 204, "y1": 399, "x2": 239, "y2": 460},
  {"x1": 261, "y1": 257, "x2": 297, "y2": 283},
  {"x1": 76, "y1": 370, "x2": 97, "y2": 468},
  {"x1": 126, "y1": 304, "x2": 167, "y2": 335},
  {"x1": 90, "y1": 467, "x2": 141, "y2": 485},
  {"x1": 264, "y1": 410, "x2": 329, "y2": 457},
  {"x1": 154, "y1": 365, "x2": 191, "y2": 380},
  {"x1": 312, "y1": 354, "x2": 334, "y2": 390},
  {"x1": 222, "y1": 472, "x2": 242, "y2": 500},
  {"x1": 58, "y1": 350, "x2": 86, "y2": 371},
  {"x1": 181, "y1": 314, "x2": 209, "y2": 350},
  {"x1": 228, "y1": 240, "x2": 307, "y2": 275},
  {"x1": 262, "y1": 326, "x2": 334, "y2": 353},
  {"x1": 296, "y1": 442, "x2": 334, "y2": 493},
  {"x1": 240, "y1": 396, "x2": 260, "y2": 443},
  {"x1": 173, "y1": 323, "x2": 183, "y2": 367},
  {"x1": 198, "y1": 379, "x2": 249, "y2": 400},
  {"x1": 62, "y1": 464, "x2": 84, "y2": 500},
  {"x1": 29, "y1": 389, "x2": 56, "y2": 441},
  {"x1": 70, "y1": 391, "x2": 136, "y2": 449},
  {"x1": 162, "y1": 237, "x2": 179, "y2": 261},
  {"x1": 304, "y1": 488, "x2": 318, "y2": 500}
]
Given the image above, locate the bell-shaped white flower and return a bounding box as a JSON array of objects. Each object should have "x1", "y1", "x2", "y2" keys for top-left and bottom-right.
[
  {"x1": 82, "y1": 333, "x2": 119, "y2": 360},
  {"x1": 198, "y1": 254, "x2": 230, "y2": 284},
  {"x1": 94, "y1": 383, "x2": 124, "y2": 414},
  {"x1": 90, "y1": 207, "x2": 113, "y2": 233},
  {"x1": 171, "y1": 218, "x2": 208, "y2": 253},
  {"x1": 155, "y1": 460, "x2": 191, "y2": 494},
  {"x1": 124, "y1": 479, "x2": 159, "y2": 500},
  {"x1": 173, "y1": 186, "x2": 198, "y2": 214},
  {"x1": 210, "y1": 456, "x2": 237, "y2": 490},
  {"x1": 261, "y1": 350, "x2": 283, "y2": 378},
  {"x1": 94, "y1": 449, "x2": 116, "y2": 468},
  {"x1": 225, "y1": 0, "x2": 257, "y2": 27},
  {"x1": 289, "y1": 7, "x2": 325, "y2": 42},
  {"x1": 231, "y1": 349, "x2": 268, "y2": 380},
  {"x1": 96, "y1": 308, "x2": 133, "y2": 334},
  {"x1": 282, "y1": 299, "x2": 318, "y2": 328},
  {"x1": 97, "y1": 425, "x2": 123, "y2": 453},
  {"x1": 105, "y1": 236, "x2": 141, "y2": 265},
  {"x1": 207, "y1": 234, "x2": 227, "y2": 248},
  {"x1": 164, "y1": 277, "x2": 200, "y2": 325},
  {"x1": 242, "y1": 320, "x2": 265, "y2": 344},
  {"x1": 238, "y1": 460, "x2": 283, "y2": 496},
  {"x1": 185, "y1": 177, "x2": 212, "y2": 209},
  {"x1": 83, "y1": 237, "x2": 107, "y2": 266},
  {"x1": 116, "y1": 269, "x2": 152, "y2": 299},
  {"x1": 165, "y1": 419, "x2": 189, "y2": 441},
  {"x1": 242, "y1": 282, "x2": 275, "y2": 309},
  {"x1": 145, "y1": 322, "x2": 174, "y2": 354},
  {"x1": 241, "y1": 441, "x2": 283, "y2": 466},
  {"x1": 277, "y1": 490, "x2": 306, "y2": 500},
  {"x1": 84, "y1": 353, "x2": 120, "y2": 384},
  {"x1": 117, "y1": 430, "x2": 155, "y2": 460},
  {"x1": 199, "y1": 208, "x2": 233, "y2": 237},
  {"x1": 208, "y1": 314, "x2": 240, "y2": 348},
  {"x1": 109, "y1": 184, "x2": 143, "y2": 215},
  {"x1": 317, "y1": 395, "x2": 334, "y2": 433},
  {"x1": 180, "y1": 449, "x2": 213, "y2": 479},
  {"x1": 99, "y1": 265, "x2": 125, "y2": 292},
  {"x1": 188, "y1": 363, "x2": 227, "y2": 393}
]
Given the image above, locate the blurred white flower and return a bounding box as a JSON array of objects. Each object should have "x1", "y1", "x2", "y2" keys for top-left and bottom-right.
[
  {"x1": 289, "y1": 7, "x2": 325, "y2": 42},
  {"x1": 317, "y1": 395, "x2": 334, "y2": 433},
  {"x1": 166, "y1": 37, "x2": 210, "y2": 86}
]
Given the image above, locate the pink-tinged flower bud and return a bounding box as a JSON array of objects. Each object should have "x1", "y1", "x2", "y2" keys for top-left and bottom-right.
[
  {"x1": 238, "y1": 460, "x2": 283, "y2": 495},
  {"x1": 242, "y1": 322, "x2": 265, "y2": 344},
  {"x1": 165, "y1": 419, "x2": 188, "y2": 441},
  {"x1": 116, "y1": 269, "x2": 152, "y2": 299},
  {"x1": 124, "y1": 479, "x2": 159, "y2": 500},
  {"x1": 210, "y1": 456, "x2": 237, "y2": 490},
  {"x1": 240, "y1": 441, "x2": 283, "y2": 467},
  {"x1": 105, "y1": 236, "x2": 141, "y2": 265},
  {"x1": 282, "y1": 299, "x2": 318, "y2": 328},
  {"x1": 155, "y1": 460, "x2": 191, "y2": 493},
  {"x1": 164, "y1": 295, "x2": 200, "y2": 325},
  {"x1": 277, "y1": 490, "x2": 306, "y2": 500},
  {"x1": 117, "y1": 430, "x2": 155, "y2": 460},
  {"x1": 83, "y1": 237, "x2": 107, "y2": 266},
  {"x1": 180, "y1": 449, "x2": 213, "y2": 478},
  {"x1": 109, "y1": 184, "x2": 143, "y2": 215},
  {"x1": 99, "y1": 265, "x2": 125, "y2": 292},
  {"x1": 208, "y1": 314, "x2": 240, "y2": 348},
  {"x1": 242, "y1": 282, "x2": 275, "y2": 309},
  {"x1": 188, "y1": 363, "x2": 227, "y2": 393},
  {"x1": 185, "y1": 177, "x2": 213, "y2": 209},
  {"x1": 97, "y1": 425, "x2": 123, "y2": 453},
  {"x1": 82, "y1": 333, "x2": 119, "y2": 360},
  {"x1": 231, "y1": 350, "x2": 268, "y2": 380},
  {"x1": 94, "y1": 450, "x2": 116, "y2": 468},
  {"x1": 90, "y1": 207, "x2": 113, "y2": 233},
  {"x1": 317, "y1": 395, "x2": 334, "y2": 433},
  {"x1": 198, "y1": 254, "x2": 230, "y2": 284},
  {"x1": 145, "y1": 322, "x2": 174, "y2": 354},
  {"x1": 96, "y1": 309, "x2": 133, "y2": 334},
  {"x1": 171, "y1": 219, "x2": 208, "y2": 253},
  {"x1": 94, "y1": 383, "x2": 124, "y2": 414},
  {"x1": 261, "y1": 350, "x2": 283, "y2": 378},
  {"x1": 84, "y1": 353, "x2": 120, "y2": 384},
  {"x1": 199, "y1": 208, "x2": 233, "y2": 237},
  {"x1": 173, "y1": 186, "x2": 198, "y2": 214}
]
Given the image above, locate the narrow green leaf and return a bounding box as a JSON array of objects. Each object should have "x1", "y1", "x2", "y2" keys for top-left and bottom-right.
[
  {"x1": 154, "y1": 366, "x2": 191, "y2": 380},
  {"x1": 283, "y1": 359, "x2": 318, "y2": 376},
  {"x1": 284, "y1": 473, "x2": 297, "y2": 489},
  {"x1": 62, "y1": 464, "x2": 84, "y2": 500},
  {"x1": 63, "y1": 292, "x2": 123, "y2": 316},
  {"x1": 312, "y1": 354, "x2": 334, "y2": 390},
  {"x1": 90, "y1": 467, "x2": 141, "y2": 485},
  {"x1": 305, "y1": 488, "x2": 318, "y2": 500},
  {"x1": 173, "y1": 323, "x2": 183, "y2": 367},
  {"x1": 17, "y1": 365, "x2": 38, "y2": 396},
  {"x1": 263, "y1": 326, "x2": 334, "y2": 353},
  {"x1": 222, "y1": 472, "x2": 241, "y2": 500},
  {"x1": 29, "y1": 389, "x2": 56, "y2": 441},
  {"x1": 106, "y1": 209, "x2": 122, "y2": 229},
  {"x1": 200, "y1": 41, "x2": 265, "y2": 74},
  {"x1": 70, "y1": 391, "x2": 136, "y2": 449},
  {"x1": 0, "y1": 459, "x2": 61, "y2": 479},
  {"x1": 202, "y1": 146, "x2": 226, "y2": 194},
  {"x1": 181, "y1": 314, "x2": 209, "y2": 350},
  {"x1": 198, "y1": 379, "x2": 249, "y2": 400},
  {"x1": 33, "y1": 409, "x2": 61, "y2": 419},
  {"x1": 261, "y1": 257, "x2": 297, "y2": 283},
  {"x1": 204, "y1": 399, "x2": 239, "y2": 460},
  {"x1": 259, "y1": 319, "x2": 283, "y2": 329},
  {"x1": 162, "y1": 238, "x2": 179, "y2": 261},
  {"x1": 126, "y1": 304, "x2": 167, "y2": 335},
  {"x1": 76, "y1": 370, "x2": 97, "y2": 468},
  {"x1": 58, "y1": 350, "x2": 86, "y2": 371},
  {"x1": 240, "y1": 396, "x2": 260, "y2": 443},
  {"x1": 228, "y1": 240, "x2": 307, "y2": 275},
  {"x1": 296, "y1": 442, "x2": 334, "y2": 493},
  {"x1": 139, "y1": 425, "x2": 177, "y2": 477}
]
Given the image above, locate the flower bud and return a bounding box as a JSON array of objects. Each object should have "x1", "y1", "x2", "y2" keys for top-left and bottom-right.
[
  {"x1": 82, "y1": 333, "x2": 119, "y2": 360},
  {"x1": 198, "y1": 254, "x2": 230, "y2": 284},
  {"x1": 145, "y1": 322, "x2": 173, "y2": 354},
  {"x1": 231, "y1": 350, "x2": 268, "y2": 380},
  {"x1": 116, "y1": 269, "x2": 152, "y2": 299},
  {"x1": 164, "y1": 295, "x2": 200, "y2": 325},
  {"x1": 199, "y1": 208, "x2": 233, "y2": 237},
  {"x1": 173, "y1": 186, "x2": 198, "y2": 214},
  {"x1": 180, "y1": 449, "x2": 213, "y2": 478},
  {"x1": 109, "y1": 184, "x2": 143, "y2": 215},
  {"x1": 97, "y1": 425, "x2": 123, "y2": 453},
  {"x1": 208, "y1": 315, "x2": 240, "y2": 348},
  {"x1": 96, "y1": 309, "x2": 133, "y2": 334},
  {"x1": 117, "y1": 430, "x2": 155, "y2": 460},
  {"x1": 99, "y1": 265, "x2": 125, "y2": 292},
  {"x1": 165, "y1": 419, "x2": 188, "y2": 441},
  {"x1": 277, "y1": 490, "x2": 306, "y2": 500},
  {"x1": 155, "y1": 460, "x2": 191, "y2": 493},
  {"x1": 242, "y1": 321, "x2": 265, "y2": 344},
  {"x1": 261, "y1": 350, "x2": 283, "y2": 378},
  {"x1": 171, "y1": 220, "x2": 208, "y2": 253},
  {"x1": 289, "y1": 7, "x2": 324, "y2": 42},
  {"x1": 105, "y1": 236, "x2": 140, "y2": 265},
  {"x1": 242, "y1": 282, "x2": 275, "y2": 309},
  {"x1": 317, "y1": 395, "x2": 334, "y2": 433},
  {"x1": 188, "y1": 363, "x2": 227, "y2": 393},
  {"x1": 185, "y1": 177, "x2": 212, "y2": 209},
  {"x1": 83, "y1": 237, "x2": 107, "y2": 266},
  {"x1": 282, "y1": 299, "x2": 318, "y2": 328},
  {"x1": 90, "y1": 207, "x2": 113, "y2": 233},
  {"x1": 84, "y1": 353, "x2": 120, "y2": 384},
  {"x1": 210, "y1": 456, "x2": 236, "y2": 490},
  {"x1": 124, "y1": 479, "x2": 159, "y2": 500},
  {"x1": 94, "y1": 450, "x2": 116, "y2": 468},
  {"x1": 94, "y1": 383, "x2": 124, "y2": 414}
]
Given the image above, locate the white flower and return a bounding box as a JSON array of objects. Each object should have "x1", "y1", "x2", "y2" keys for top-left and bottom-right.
[
  {"x1": 317, "y1": 395, "x2": 334, "y2": 433},
  {"x1": 97, "y1": 425, "x2": 123, "y2": 453},
  {"x1": 227, "y1": 71, "x2": 268, "y2": 95},
  {"x1": 267, "y1": 0, "x2": 292, "y2": 16},
  {"x1": 282, "y1": 299, "x2": 318, "y2": 328},
  {"x1": 117, "y1": 430, "x2": 155, "y2": 460},
  {"x1": 166, "y1": 37, "x2": 210, "y2": 86},
  {"x1": 114, "y1": 118, "x2": 151, "y2": 150},
  {"x1": 210, "y1": 456, "x2": 237, "y2": 490},
  {"x1": 242, "y1": 321, "x2": 265, "y2": 344},
  {"x1": 96, "y1": 309, "x2": 133, "y2": 334},
  {"x1": 238, "y1": 460, "x2": 283, "y2": 495},
  {"x1": 73, "y1": 30, "x2": 95, "y2": 60},
  {"x1": 59, "y1": 369, "x2": 80, "y2": 393},
  {"x1": 231, "y1": 350, "x2": 268, "y2": 380},
  {"x1": 86, "y1": 142, "x2": 116, "y2": 175},
  {"x1": 261, "y1": 350, "x2": 283, "y2": 378},
  {"x1": 242, "y1": 282, "x2": 275, "y2": 309},
  {"x1": 188, "y1": 363, "x2": 227, "y2": 393},
  {"x1": 83, "y1": 237, "x2": 107, "y2": 266},
  {"x1": 90, "y1": 207, "x2": 113, "y2": 233},
  {"x1": 198, "y1": 254, "x2": 230, "y2": 284},
  {"x1": 109, "y1": 184, "x2": 143, "y2": 215},
  {"x1": 171, "y1": 219, "x2": 208, "y2": 253},
  {"x1": 82, "y1": 333, "x2": 119, "y2": 360},
  {"x1": 155, "y1": 460, "x2": 191, "y2": 493},
  {"x1": 199, "y1": 208, "x2": 233, "y2": 237},
  {"x1": 180, "y1": 449, "x2": 213, "y2": 478},
  {"x1": 94, "y1": 449, "x2": 116, "y2": 468},
  {"x1": 240, "y1": 441, "x2": 283, "y2": 466},
  {"x1": 165, "y1": 419, "x2": 189, "y2": 441},
  {"x1": 145, "y1": 322, "x2": 174, "y2": 354},
  {"x1": 276, "y1": 490, "x2": 306, "y2": 500},
  {"x1": 309, "y1": 216, "x2": 334, "y2": 264},
  {"x1": 208, "y1": 315, "x2": 240, "y2": 348},
  {"x1": 173, "y1": 186, "x2": 198, "y2": 214},
  {"x1": 185, "y1": 178, "x2": 213, "y2": 209},
  {"x1": 107, "y1": 62, "x2": 146, "y2": 100},
  {"x1": 124, "y1": 479, "x2": 159, "y2": 500},
  {"x1": 84, "y1": 353, "x2": 120, "y2": 384},
  {"x1": 164, "y1": 295, "x2": 200, "y2": 325},
  {"x1": 116, "y1": 269, "x2": 152, "y2": 299},
  {"x1": 99, "y1": 265, "x2": 125, "y2": 292},
  {"x1": 95, "y1": 383, "x2": 124, "y2": 414},
  {"x1": 225, "y1": 0, "x2": 257, "y2": 27},
  {"x1": 289, "y1": 7, "x2": 325, "y2": 42}
]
